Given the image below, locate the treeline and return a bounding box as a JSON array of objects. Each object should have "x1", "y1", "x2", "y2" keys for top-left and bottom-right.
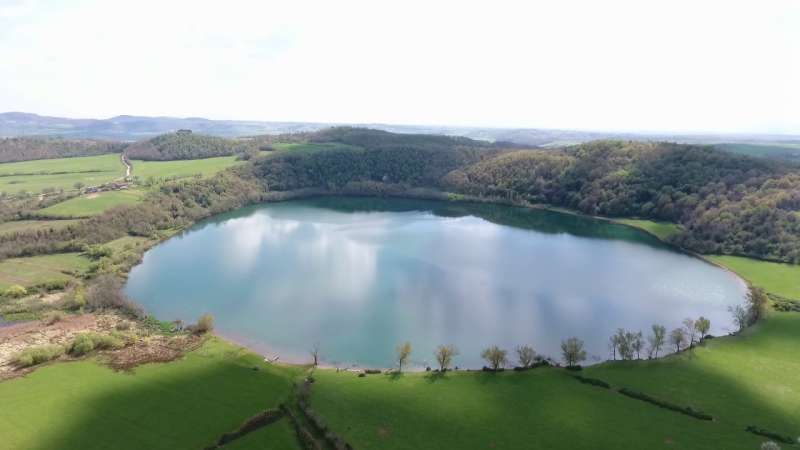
[
  {"x1": 124, "y1": 132, "x2": 257, "y2": 161},
  {"x1": 0, "y1": 137, "x2": 125, "y2": 163},
  {"x1": 242, "y1": 131, "x2": 800, "y2": 262},
  {"x1": 443, "y1": 141, "x2": 800, "y2": 262},
  {"x1": 0, "y1": 172, "x2": 266, "y2": 261}
]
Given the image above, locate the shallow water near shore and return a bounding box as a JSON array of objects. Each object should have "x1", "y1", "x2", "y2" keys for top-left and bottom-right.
[{"x1": 125, "y1": 197, "x2": 747, "y2": 368}]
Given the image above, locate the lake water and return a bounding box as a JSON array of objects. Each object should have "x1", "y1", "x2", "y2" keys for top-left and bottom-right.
[{"x1": 125, "y1": 197, "x2": 747, "y2": 368}]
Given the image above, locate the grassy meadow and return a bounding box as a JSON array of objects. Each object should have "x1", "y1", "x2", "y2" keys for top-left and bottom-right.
[
  {"x1": 37, "y1": 189, "x2": 146, "y2": 218},
  {"x1": 0, "y1": 219, "x2": 80, "y2": 235},
  {"x1": 0, "y1": 338, "x2": 302, "y2": 450},
  {"x1": 709, "y1": 255, "x2": 800, "y2": 300},
  {"x1": 0, "y1": 154, "x2": 124, "y2": 195},
  {"x1": 131, "y1": 156, "x2": 244, "y2": 181},
  {"x1": 0, "y1": 253, "x2": 90, "y2": 289},
  {"x1": 615, "y1": 218, "x2": 682, "y2": 241}
]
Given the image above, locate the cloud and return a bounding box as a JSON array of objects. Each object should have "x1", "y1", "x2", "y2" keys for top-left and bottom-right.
[{"x1": 0, "y1": 0, "x2": 798, "y2": 133}]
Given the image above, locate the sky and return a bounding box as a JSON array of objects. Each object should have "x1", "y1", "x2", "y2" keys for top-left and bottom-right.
[{"x1": 1, "y1": 0, "x2": 798, "y2": 133}]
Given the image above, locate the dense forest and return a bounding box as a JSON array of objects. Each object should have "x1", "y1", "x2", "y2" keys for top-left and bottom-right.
[
  {"x1": 246, "y1": 130, "x2": 800, "y2": 263},
  {"x1": 0, "y1": 137, "x2": 124, "y2": 163},
  {"x1": 124, "y1": 132, "x2": 256, "y2": 160}
]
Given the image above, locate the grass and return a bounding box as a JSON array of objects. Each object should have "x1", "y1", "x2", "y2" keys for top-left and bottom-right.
[
  {"x1": 0, "y1": 337, "x2": 303, "y2": 450},
  {"x1": 311, "y1": 367, "x2": 764, "y2": 450},
  {"x1": 223, "y1": 419, "x2": 300, "y2": 450},
  {"x1": 131, "y1": 156, "x2": 244, "y2": 181},
  {"x1": 0, "y1": 253, "x2": 91, "y2": 289},
  {"x1": 36, "y1": 189, "x2": 146, "y2": 218},
  {"x1": 709, "y1": 255, "x2": 800, "y2": 300},
  {"x1": 615, "y1": 218, "x2": 682, "y2": 241},
  {"x1": 0, "y1": 154, "x2": 124, "y2": 195},
  {"x1": 0, "y1": 219, "x2": 81, "y2": 235}
]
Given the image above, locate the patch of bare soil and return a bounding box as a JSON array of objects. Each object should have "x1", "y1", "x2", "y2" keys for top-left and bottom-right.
[
  {"x1": 103, "y1": 334, "x2": 203, "y2": 371},
  {"x1": 0, "y1": 312, "x2": 136, "y2": 378},
  {"x1": 85, "y1": 193, "x2": 100, "y2": 199}
]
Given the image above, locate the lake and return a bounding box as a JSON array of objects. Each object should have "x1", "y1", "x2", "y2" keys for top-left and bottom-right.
[{"x1": 125, "y1": 197, "x2": 748, "y2": 368}]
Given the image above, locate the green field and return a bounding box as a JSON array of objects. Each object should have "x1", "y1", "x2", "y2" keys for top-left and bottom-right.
[
  {"x1": 0, "y1": 154, "x2": 124, "y2": 195},
  {"x1": 616, "y1": 219, "x2": 682, "y2": 241},
  {"x1": 0, "y1": 219, "x2": 81, "y2": 235},
  {"x1": 310, "y1": 312, "x2": 798, "y2": 450},
  {"x1": 709, "y1": 255, "x2": 800, "y2": 300},
  {"x1": 37, "y1": 189, "x2": 146, "y2": 218},
  {"x1": 0, "y1": 338, "x2": 302, "y2": 450},
  {"x1": 0, "y1": 253, "x2": 90, "y2": 289},
  {"x1": 131, "y1": 156, "x2": 244, "y2": 181}
]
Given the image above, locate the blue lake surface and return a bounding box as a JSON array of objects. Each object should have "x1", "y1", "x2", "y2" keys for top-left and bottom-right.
[{"x1": 125, "y1": 197, "x2": 747, "y2": 368}]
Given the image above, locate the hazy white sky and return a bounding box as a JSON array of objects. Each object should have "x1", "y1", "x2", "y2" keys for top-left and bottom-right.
[{"x1": 1, "y1": 0, "x2": 798, "y2": 133}]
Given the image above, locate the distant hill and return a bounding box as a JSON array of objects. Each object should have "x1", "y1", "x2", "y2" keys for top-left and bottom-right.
[
  {"x1": 124, "y1": 132, "x2": 256, "y2": 161},
  {"x1": 0, "y1": 136, "x2": 125, "y2": 163},
  {"x1": 3, "y1": 112, "x2": 799, "y2": 152}
]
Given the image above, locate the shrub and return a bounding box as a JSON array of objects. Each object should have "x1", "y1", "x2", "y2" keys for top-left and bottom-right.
[
  {"x1": 68, "y1": 332, "x2": 124, "y2": 356},
  {"x1": 84, "y1": 244, "x2": 113, "y2": 260},
  {"x1": 760, "y1": 442, "x2": 782, "y2": 450},
  {"x1": 115, "y1": 321, "x2": 131, "y2": 331},
  {"x1": 565, "y1": 365, "x2": 583, "y2": 371},
  {"x1": 195, "y1": 313, "x2": 214, "y2": 334},
  {"x1": 4, "y1": 284, "x2": 28, "y2": 298},
  {"x1": 618, "y1": 388, "x2": 712, "y2": 420},
  {"x1": 364, "y1": 369, "x2": 381, "y2": 375},
  {"x1": 746, "y1": 426, "x2": 795, "y2": 444},
  {"x1": 42, "y1": 311, "x2": 65, "y2": 325},
  {"x1": 85, "y1": 275, "x2": 142, "y2": 317},
  {"x1": 12, "y1": 344, "x2": 64, "y2": 367},
  {"x1": 573, "y1": 375, "x2": 611, "y2": 389}
]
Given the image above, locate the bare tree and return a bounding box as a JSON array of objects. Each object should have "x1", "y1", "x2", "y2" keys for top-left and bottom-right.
[
  {"x1": 396, "y1": 341, "x2": 412, "y2": 373},
  {"x1": 670, "y1": 328, "x2": 687, "y2": 352},
  {"x1": 310, "y1": 342, "x2": 321, "y2": 366},
  {"x1": 747, "y1": 287, "x2": 769, "y2": 323},
  {"x1": 647, "y1": 324, "x2": 666, "y2": 358},
  {"x1": 631, "y1": 331, "x2": 644, "y2": 360},
  {"x1": 694, "y1": 317, "x2": 711, "y2": 341},
  {"x1": 683, "y1": 318, "x2": 698, "y2": 348},
  {"x1": 561, "y1": 337, "x2": 587, "y2": 367},
  {"x1": 609, "y1": 328, "x2": 625, "y2": 360},
  {"x1": 434, "y1": 345, "x2": 459, "y2": 372},
  {"x1": 481, "y1": 345, "x2": 508, "y2": 371},
  {"x1": 729, "y1": 304, "x2": 749, "y2": 332},
  {"x1": 516, "y1": 345, "x2": 536, "y2": 368}
]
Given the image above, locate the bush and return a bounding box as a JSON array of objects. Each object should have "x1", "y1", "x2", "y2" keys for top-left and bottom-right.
[
  {"x1": 4, "y1": 284, "x2": 28, "y2": 298},
  {"x1": 618, "y1": 388, "x2": 712, "y2": 420},
  {"x1": 115, "y1": 321, "x2": 131, "y2": 331},
  {"x1": 84, "y1": 244, "x2": 113, "y2": 260},
  {"x1": 195, "y1": 313, "x2": 214, "y2": 334},
  {"x1": 68, "y1": 332, "x2": 124, "y2": 356},
  {"x1": 42, "y1": 311, "x2": 65, "y2": 325},
  {"x1": 573, "y1": 375, "x2": 611, "y2": 389},
  {"x1": 12, "y1": 344, "x2": 64, "y2": 367},
  {"x1": 364, "y1": 369, "x2": 381, "y2": 375},
  {"x1": 746, "y1": 426, "x2": 795, "y2": 444},
  {"x1": 85, "y1": 275, "x2": 142, "y2": 317},
  {"x1": 565, "y1": 365, "x2": 583, "y2": 371}
]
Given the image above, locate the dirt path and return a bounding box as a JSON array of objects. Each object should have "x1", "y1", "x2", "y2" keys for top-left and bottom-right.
[{"x1": 121, "y1": 153, "x2": 132, "y2": 178}]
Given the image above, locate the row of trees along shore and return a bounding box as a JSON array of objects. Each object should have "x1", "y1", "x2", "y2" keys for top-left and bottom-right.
[{"x1": 315, "y1": 288, "x2": 767, "y2": 372}]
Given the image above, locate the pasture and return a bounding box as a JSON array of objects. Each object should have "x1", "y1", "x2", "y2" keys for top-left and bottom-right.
[
  {"x1": 131, "y1": 156, "x2": 244, "y2": 181},
  {"x1": 37, "y1": 189, "x2": 146, "y2": 218},
  {"x1": 0, "y1": 154, "x2": 124, "y2": 195},
  {"x1": 0, "y1": 253, "x2": 90, "y2": 289}
]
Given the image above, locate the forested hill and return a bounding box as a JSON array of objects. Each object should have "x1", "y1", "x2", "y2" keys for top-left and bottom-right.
[
  {"x1": 246, "y1": 130, "x2": 800, "y2": 263},
  {"x1": 123, "y1": 132, "x2": 255, "y2": 160},
  {"x1": 0, "y1": 137, "x2": 124, "y2": 163}
]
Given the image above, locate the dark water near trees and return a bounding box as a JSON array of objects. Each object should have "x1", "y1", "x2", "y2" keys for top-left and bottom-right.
[{"x1": 125, "y1": 197, "x2": 747, "y2": 368}]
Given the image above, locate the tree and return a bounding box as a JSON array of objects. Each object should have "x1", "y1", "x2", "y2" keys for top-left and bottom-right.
[
  {"x1": 729, "y1": 304, "x2": 749, "y2": 332},
  {"x1": 760, "y1": 441, "x2": 781, "y2": 450},
  {"x1": 647, "y1": 324, "x2": 666, "y2": 358},
  {"x1": 73, "y1": 181, "x2": 85, "y2": 191},
  {"x1": 195, "y1": 314, "x2": 214, "y2": 334},
  {"x1": 481, "y1": 345, "x2": 508, "y2": 371},
  {"x1": 516, "y1": 345, "x2": 536, "y2": 368},
  {"x1": 683, "y1": 318, "x2": 698, "y2": 348},
  {"x1": 747, "y1": 287, "x2": 769, "y2": 324},
  {"x1": 310, "y1": 342, "x2": 321, "y2": 366},
  {"x1": 434, "y1": 345, "x2": 459, "y2": 372},
  {"x1": 670, "y1": 328, "x2": 687, "y2": 352},
  {"x1": 609, "y1": 328, "x2": 625, "y2": 360},
  {"x1": 561, "y1": 337, "x2": 587, "y2": 367},
  {"x1": 631, "y1": 331, "x2": 644, "y2": 359},
  {"x1": 694, "y1": 317, "x2": 711, "y2": 341},
  {"x1": 396, "y1": 341, "x2": 412, "y2": 372}
]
